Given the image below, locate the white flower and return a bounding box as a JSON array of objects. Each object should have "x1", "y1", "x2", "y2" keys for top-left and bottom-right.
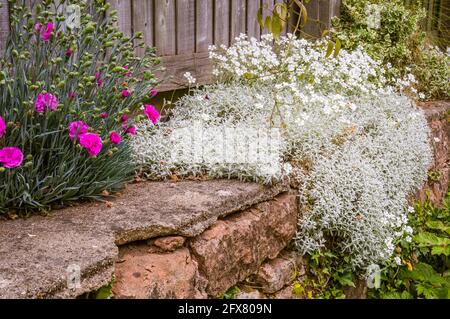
[
  {"x1": 407, "y1": 206, "x2": 415, "y2": 213},
  {"x1": 183, "y1": 72, "x2": 197, "y2": 85},
  {"x1": 394, "y1": 256, "x2": 402, "y2": 266},
  {"x1": 405, "y1": 226, "x2": 413, "y2": 234},
  {"x1": 405, "y1": 236, "x2": 412, "y2": 243}
]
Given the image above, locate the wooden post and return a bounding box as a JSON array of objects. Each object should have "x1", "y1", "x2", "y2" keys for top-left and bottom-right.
[{"x1": 0, "y1": 0, "x2": 9, "y2": 55}]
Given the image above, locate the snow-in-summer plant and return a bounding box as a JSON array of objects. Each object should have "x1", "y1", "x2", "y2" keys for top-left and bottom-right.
[
  {"x1": 0, "y1": 0, "x2": 161, "y2": 214},
  {"x1": 132, "y1": 34, "x2": 432, "y2": 271}
]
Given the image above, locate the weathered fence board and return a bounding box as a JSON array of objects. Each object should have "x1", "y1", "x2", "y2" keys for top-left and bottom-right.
[
  {"x1": 214, "y1": 0, "x2": 230, "y2": 46},
  {"x1": 155, "y1": 0, "x2": 177, "y2": 56},
  {"x1": 0, "y1": 0, "x2": 9, "y2": 54},
  {"x1": 196, "y1": 0, "x2": 213, "y2": 52},
  {"x1": 133, "y1": 0, "x2": 154, "y2": 56},
  {"x1": 0, "y1": 0, "x2": 346, "y2": 90}
]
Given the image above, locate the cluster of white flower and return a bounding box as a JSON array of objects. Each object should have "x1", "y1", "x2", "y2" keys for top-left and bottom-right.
[
  {"x1": 132, "y1": 34, "x2": 432, "y2": 271},
  {"x1": 183, "y1": 72, "x2": 197, "y2": 85}
]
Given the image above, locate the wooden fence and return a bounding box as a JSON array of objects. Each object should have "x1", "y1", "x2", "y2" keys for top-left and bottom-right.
[{"x1": 0, "y1": 0, "x2": 341, "y2": 91}]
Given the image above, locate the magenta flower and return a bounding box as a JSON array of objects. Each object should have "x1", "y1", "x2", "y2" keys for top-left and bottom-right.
[
  {"x1": 144, "y1": 104, "x2": 160, "y2": 125},
  {"x1": 100, "y1": 112, "x2": 108, "y2": 119},
  {"x1": 0, "y1": 115, "x2": 6, "y2": 138},
  {"x1": 123, "y1": 65, "x2": 132, "y2": 78},
  {"x1": 35, "y1": 93, "x2": 58, "y2": 113},
  {"x1": 121, "y1": 114, "x2": 129, "y2": 123},
  {"x1": 36, "y1": 22, "x2": 54, "y2": 41},
  {"x1": 79, "y1": 133, "x2": 103, "y2": 157},
  {"x1": 150, "y1": 89, "x2": 157, "y2": 98},
  {"x1": 121, "y1": 89, "x2": 130, "y2": 98},
  {"x1": 95, "y1": 72, "x2": 103, "y2": 86},
  {"x1": 68, "y1": 91, "x2": 76, "y2": 99},
  {"x1": 65, "y1": 48, "x2": 73, "y2": 58},
  {"x1": 0, "y1": 147, "x2": 23, "y2": 168},
  {"x1": 125, "y1": 126, "x2": 136, "y2": 135},
  {"x1": 68, "y1": 121, "x2": 89, "y2": 141},
  {"x1": 109, "y1": 131, "x2": 121, "y2": 145}
]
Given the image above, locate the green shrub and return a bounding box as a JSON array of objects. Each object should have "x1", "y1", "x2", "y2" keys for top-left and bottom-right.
[
  {"x1": 333, "y1": 0, "x2": 450, "y2": 100},
  {"x1": 369, "y1": 191, "x2": 450, "y2": 299},
  {"x1": 0, "y1": 0, "x2": 160, "y2": 214}
]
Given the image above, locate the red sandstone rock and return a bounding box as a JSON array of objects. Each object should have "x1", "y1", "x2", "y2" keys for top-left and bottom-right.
[
  {"x1": 151, "y1": 236, "x2": 186, "y2": 252},
  {"x1": 271, "y1": 284, "x2": 304, "y2": 299},
  {"x1": 113, "y1": 245, "x2": 207, "y2": 299},
  {"x1": 417, "y1": 101, "x2": 450, "y2": 206},
  {"x1": 189, "y1": 194, "x2": 298, "y2": 297},
  {"x1": 252, "y1": 251, "x2": 305, "y2": 294}
]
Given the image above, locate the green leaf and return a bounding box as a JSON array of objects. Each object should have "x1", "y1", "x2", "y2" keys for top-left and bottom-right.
[
  {"x1": 257, "y1": 8, "x2": 263, "y2": 28},
  {"x1": 325, "y1": 41, "x2": 334, "y2": 58},
  {"x1": 264, "y1": 16, "x2": 272, "y2": 32},
  {"x1": 272, "y1": 15, "x2": 283, "y2": 39},
  {"x1": 335, "y1": 272, "x2": 355, "y2": 287},
  {"x1": 334, "y1": 38, "x2": 342, "y2": 58},
  {"x1": 414, "y1": 232, "x2": 450, "y2": 250},
  {"x1": 431, "y1": 245, "x2": 450, "y2": 256},
  {"x1": 426, "y1": 220, "x2": 450, "y2": 235}
]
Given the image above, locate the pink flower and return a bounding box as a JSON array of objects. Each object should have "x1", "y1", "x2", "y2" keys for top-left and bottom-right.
[
  {"x1": 65, "y1": 48, "x2": 73, "y2": 58},
  {"x1": 123, "y1": 65, "x2": 132, "y2": 78},
  {"x1": 0, "y1": 147, "x2": 23, "y2": 168},
  {"x1": 121, "y1": 89, "x2": 130, "y2": 98},
  {"x1": 36, "y1": 22, "x2": 54, "y2": 41},
  {"x1": 150, "y1": 89, "x2": 157, "y2": 98},
  {"x1": 121, "y1": 114, "x2": 129, "y2": 123},
  {"x1": 79, "y1": 133, "x2": 103, "y2": 157},
  {"x1": 68, "y1": 121, "x2": 89, "y2": 141},
  {"x1": 68, "y1": 91, "x2": 76, "y2": 99},
  {"x1": 144, "y1": 104, "x2": 160, "y2": 125},
  {"x1": 95, "y1": 72, "x2": 103, "y2": 86},
  {"x1": 109, "y1": 131, "x2": 121, "y2": 145},
  {"x1": 0, "y1": 115, "x2": 6, "y2": 138},
  {"x1": 125, "y1": 126, "x2": 136, "y2": 135},
  {"x1": 35, "y1": 93, "x2": 58, "y2": 113},
  {"x1": 100, "y1": 112, "x2": 108, "y2": 119}
]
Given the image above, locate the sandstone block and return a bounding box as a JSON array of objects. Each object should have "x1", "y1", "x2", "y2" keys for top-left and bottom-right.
[{"x1": 189, "y1": 194, "x2": 298, "y2": 296}]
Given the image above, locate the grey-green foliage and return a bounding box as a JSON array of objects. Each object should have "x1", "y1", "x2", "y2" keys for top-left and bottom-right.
[{"x1": 133, "y1": 36, "x2": 432, "y2": 271}]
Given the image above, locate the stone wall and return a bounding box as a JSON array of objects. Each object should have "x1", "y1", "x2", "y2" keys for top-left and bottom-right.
[
  {"x1": 0, "y1": 101, "x2": 448, "y2": 299},
  {"x1": 112, "y1": 100, "x2": 450, "y2": 299}
]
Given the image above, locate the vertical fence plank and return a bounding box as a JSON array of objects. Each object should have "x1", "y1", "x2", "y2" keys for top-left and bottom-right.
[
  {"x1": 261, "y1": 0, "x2": 274, "y2": 35},
  {"x1": 155, "y1": 0, "x2": 176, "y2": 56},
  {"x1": 196, "y1": 0, "x2": 213, "y2": 52},
  {"x1": 230, "y1": 0, "x2": 246, "y2": 42},
  {"x1": 302, "y1": 0, "x2": 320, "y2": 38},
  {"x1": 133, "y1": 0, "x2": 153, "y2": 56},
  {"x1": 214, "y1": 0, "x2": 230, "y2": 46},
  {"x1": 109, "y1": 0, "x2": 132, "y2": 37},
  {"x1": 247, "y1": 0, "x2": 261, "y2": 39},
  {"x1": 0, "y1": 0, "x2": 9, "y2": 55},
  {"x1": 177, "y1": 0, "x2": 196, "y2": 54}
]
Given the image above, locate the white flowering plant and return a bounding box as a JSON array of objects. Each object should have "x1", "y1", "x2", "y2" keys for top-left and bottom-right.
[{"x1": 132, "y1": 34, "x2": 432, "y2": 273}]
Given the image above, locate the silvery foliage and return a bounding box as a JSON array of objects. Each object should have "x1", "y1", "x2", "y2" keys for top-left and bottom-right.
[{"x1": 132, "y1": 34, "x2": 432, "y2": 270}]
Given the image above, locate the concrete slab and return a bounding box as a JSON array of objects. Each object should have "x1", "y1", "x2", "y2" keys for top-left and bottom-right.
[{"x1": 0, "y1": 180, "x2": 288, "y2": 298}]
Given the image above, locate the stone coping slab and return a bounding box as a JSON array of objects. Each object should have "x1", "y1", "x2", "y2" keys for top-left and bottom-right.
[{"x1": 0, "y1": 180, "x2": 288, "y2": 298}]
